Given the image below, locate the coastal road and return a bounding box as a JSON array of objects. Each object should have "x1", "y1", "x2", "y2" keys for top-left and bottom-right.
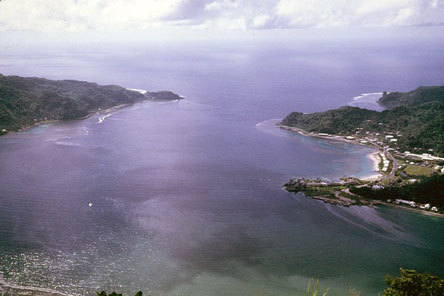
[
  {"x1": 387, "y1": 149, "x2": 398, "y2": 177},
  {"x1": 382, "y1": 148, "x2": 398, "y2": 180}
]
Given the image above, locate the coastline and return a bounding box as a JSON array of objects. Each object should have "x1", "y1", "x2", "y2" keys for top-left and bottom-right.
[
  {"x1": 1, "y1": 103, "x2": 133, "y2": 138},
  {"x1": 372, "y1": 200, "x2": 444, "y2": 218},
  {"x1": 277, "y1": 123, "x2": 382, "y2": 180},
  {"x1": 278, "y1": 123, "x2": 444, "y2": 219},
  {"x1": 2, "y1": 94, "x2": 183, "y2": 137},
  {"x1": 277, "y1": 123, "x2": 378, "y2": 149},
  {"x1": 360, "y1": 152, "x2": 382, "y2": 181}
]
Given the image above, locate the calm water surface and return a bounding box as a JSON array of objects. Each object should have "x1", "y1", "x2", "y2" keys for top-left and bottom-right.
[{"x1": 0, "y1": 37, "x2": 444, "y2": 296}]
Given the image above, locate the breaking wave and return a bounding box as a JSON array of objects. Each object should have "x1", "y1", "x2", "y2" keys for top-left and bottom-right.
[
  {"x1": 97, "y1": 114, "x2": 112, "y2": 124},
  {"x1": 347, "y1": 92, "x2": 386, "y2": 111}
]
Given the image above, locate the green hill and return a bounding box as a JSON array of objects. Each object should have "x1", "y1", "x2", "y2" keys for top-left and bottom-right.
[
  {"x1": 379, "y1": 86, "x2": 444, "y2": 108},
  {"x1": 281, "y1": 86, "x2": 444, "y2": 156},
  {"x1": 0, "y1": 74, "x2": 182, "y2": 134}
]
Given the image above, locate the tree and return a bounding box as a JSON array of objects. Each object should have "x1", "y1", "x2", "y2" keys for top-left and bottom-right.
[{"x1": 383, "y1": 268, "x2": 444, "y2": 296}]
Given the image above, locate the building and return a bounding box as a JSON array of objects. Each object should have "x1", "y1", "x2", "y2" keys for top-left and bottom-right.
[
  {"x1": 395, "y1": 199, "x2": 416, "y2": 207},
  {"x1": 404, "y1": 152, "x2": 444, "y2": 162}
]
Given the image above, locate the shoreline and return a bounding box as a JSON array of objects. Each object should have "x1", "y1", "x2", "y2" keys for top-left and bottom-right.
[
  {"x1": 277, "y1": 123, "x2": 383, "y2": 180},
  {"x1": 372, "y1": 200, "x2": 444, "y2": 218},
  {"x1": 279, "y1": 123, "x2": 444, "y2": 219},
  {"x1": 2, "y1": 97, "x2": 183, "y2": 137},
  {"x1": 360, "y1": 152, "x2": 382, "y2": 181},
  {"x1": 287, "y1": 184, "x2": 444, "y2": 219},
  {"x1": 1, "y1": 103, "x2": 133, "y2": 138},
  {"x1": 277, "y1": 123, "x2": 379, "y2": 150}
]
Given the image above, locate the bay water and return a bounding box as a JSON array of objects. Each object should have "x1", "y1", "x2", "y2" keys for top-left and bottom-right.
[{"x1": 1, "y1": 34, "x2": 444, "y2": 295}]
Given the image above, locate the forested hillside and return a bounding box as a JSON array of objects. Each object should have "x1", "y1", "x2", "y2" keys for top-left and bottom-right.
[
  {"x1": 0, "y1": 74, "x2": 182, "y2": 134},
  {"x1": 281, "y1": 86, "x2": 444, "y2": 156}
]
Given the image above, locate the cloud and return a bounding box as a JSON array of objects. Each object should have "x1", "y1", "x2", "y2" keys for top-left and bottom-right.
[{"x1": 0, "y1": 0, "x2": 443, "y2": 32}]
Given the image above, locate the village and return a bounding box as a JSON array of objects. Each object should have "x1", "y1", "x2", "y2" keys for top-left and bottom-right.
[{"x1": 281, "y1": 123, "x2": 444, "y2": 216}]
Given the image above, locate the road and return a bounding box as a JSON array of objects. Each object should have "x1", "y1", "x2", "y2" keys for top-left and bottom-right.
[{"x1": 382, "y1": 148, "x2": 398, "y2": 181}]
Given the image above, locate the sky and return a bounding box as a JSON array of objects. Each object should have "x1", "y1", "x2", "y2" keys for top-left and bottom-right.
[{"x1": 0, "y1": 0, "x2": 443, "y2": 33}]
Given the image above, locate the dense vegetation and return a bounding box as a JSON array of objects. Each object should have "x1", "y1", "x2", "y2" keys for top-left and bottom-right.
[
  {"x1": 281, "y1": 86, "x2": 444, "y2": 156},
  {"x1": 0, "y1": 74, "x2": 182, "y2": 134},
  {"x1": 350, "y1": 173, "x2": 444, "y2": 208},
  {"x1": 383, "y1": 268, "x2": 444, "y2": 296},
  {"x1": 379, "y1": 86, "x2": 444, "y2": 108}
]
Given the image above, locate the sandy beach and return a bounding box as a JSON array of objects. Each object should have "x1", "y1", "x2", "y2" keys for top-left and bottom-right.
[{"x1": 360, "y1": 152, "x2": 382, "y2": 181}]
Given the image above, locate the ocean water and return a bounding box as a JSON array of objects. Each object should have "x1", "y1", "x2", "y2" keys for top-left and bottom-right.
[{"x1": 1, "y1": 36, "x2": 444, "y2": 296}]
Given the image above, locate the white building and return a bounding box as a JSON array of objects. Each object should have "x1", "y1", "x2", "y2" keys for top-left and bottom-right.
[
  {"x1": 404, "y1": 152, "x2": 444, "y2": 161},
  {"x1": 395, "y1": 199, "x2": 416, "y2": 207}
]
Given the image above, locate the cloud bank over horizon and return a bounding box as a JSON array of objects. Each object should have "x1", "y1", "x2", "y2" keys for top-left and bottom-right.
[{"x1": 0, "y1": 0, "x2": 443, "y2": 32}]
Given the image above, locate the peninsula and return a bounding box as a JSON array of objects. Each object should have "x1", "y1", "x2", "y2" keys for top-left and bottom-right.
[
  {"x1": 0, "y1": 74, "x2": 183, "y2": 135},
  {"x1": 280, "y1": 86, "x2": 444, "y2": 216}
]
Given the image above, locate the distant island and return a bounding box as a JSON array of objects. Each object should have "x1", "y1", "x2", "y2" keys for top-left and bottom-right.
[
  {"x1": 280, "y1": 86, "x2": 444, "y2": 216},
  {"x1": 0, "y1": 74, "x2": 183, "y2": 135}
]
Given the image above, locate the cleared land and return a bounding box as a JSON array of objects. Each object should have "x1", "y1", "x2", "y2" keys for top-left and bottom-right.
[{"x1": 404, "y1": 165, "x2": 434, "y2": 176}]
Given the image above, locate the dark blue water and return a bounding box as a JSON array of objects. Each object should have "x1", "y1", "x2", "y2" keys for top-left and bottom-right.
[{"x1": 1, "y1": 36, "x2": 444, "y2": 296}]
